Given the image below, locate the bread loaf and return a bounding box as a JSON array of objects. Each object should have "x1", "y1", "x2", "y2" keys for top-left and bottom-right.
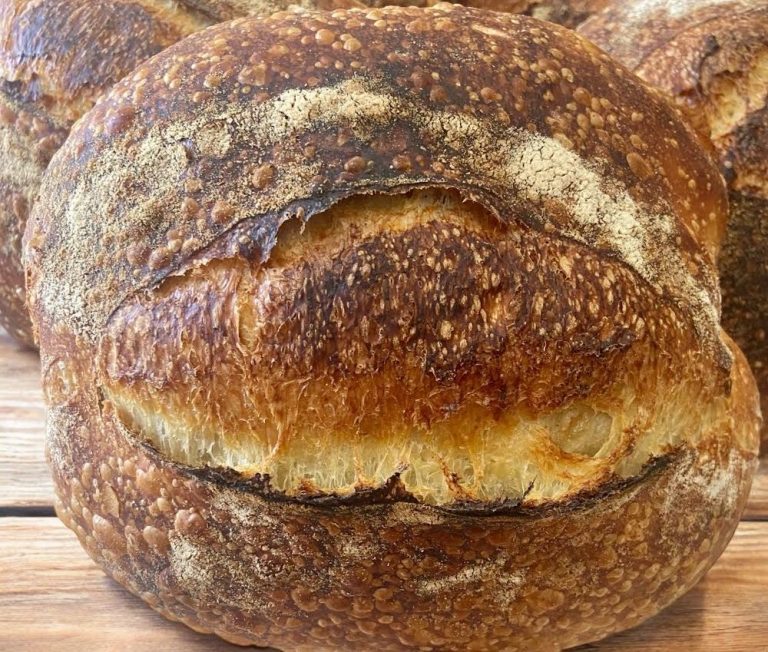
[
  {"x1": 580, "y1": 0, "x2": 768, "y2": 452},
  {"x1": 0, "y1": 0, "x2": 360, "y2": 347},
  {"x1": 360, "y1": 0, "x2": 609, "y2": 27},
  {"x1": 25, "y1": 5, "x2": 760, "y2": 650}
]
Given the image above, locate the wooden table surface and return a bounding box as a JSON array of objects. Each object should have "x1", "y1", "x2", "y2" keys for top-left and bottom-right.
[{"x1": 1, "y1": 328, "x2": 766, "y2": 651}]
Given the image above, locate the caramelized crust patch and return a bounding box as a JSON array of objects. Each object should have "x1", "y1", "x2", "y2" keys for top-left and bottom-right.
[{"x1": 101, "y1": 191, "x2": 714, "y2": 503}]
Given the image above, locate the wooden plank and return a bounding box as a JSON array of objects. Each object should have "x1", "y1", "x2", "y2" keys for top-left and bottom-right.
[
  {"x1": 744, "y1": 462, "x2": 768, "y2": 520},
  {"x1": 0, "y1": 329, "x2": 50, "y2": 508},
  {"x1": 0, "y1": 517, "x2": 766, "y2": 651}
]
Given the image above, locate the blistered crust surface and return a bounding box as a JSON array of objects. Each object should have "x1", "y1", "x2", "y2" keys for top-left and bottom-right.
[
  {"x1": 26, "y1": 6, "x2": 762, "y2": 648},
  {"x1": 0, "y1": 0, "x2": 359, "y2": 345},
  {"x1": 27, "y1": 6, "x2": 727, "y2": 352},
  {"x1": 98, "y1": 190, "x2": 721, "y2": 503},
  {"x1": 0, "y1": 0, "x2": 201, "y2": 345},
  {"x1": 581, "y1": 2, "x2": 768, "y2": 198}
]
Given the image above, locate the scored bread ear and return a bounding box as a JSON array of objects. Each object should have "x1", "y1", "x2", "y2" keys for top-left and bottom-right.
[{"x1": 25, "y1": 5, "x2": 760, "y2": 650}]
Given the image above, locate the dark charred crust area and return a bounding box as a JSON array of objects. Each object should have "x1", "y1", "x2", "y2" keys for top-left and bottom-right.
[
  {"x1": 724, "y1": 102, "x2": 768, "y2": 197},
  {"x1": 720, "y1": 191, "x2": 768, "y2": 450},
  {"x1": 185, "y1": 461, "x2": 421, "y2": 508},
  {"x1": 0, "y1": 1, "x2": 352, "y2": 345},
  {"x1": 432, "y1": 453, "x2": 675, "y2": 516},
  {"x1": 524, "y1": 0, "x2": 610, "y2": 28},
  {"x1": 27, "y1": 6, "x2": 727, "y2": 363},
  {"x1": 146, "y1": 430, "x2": 676, "y2": 515},
  {"x1": 102, "y1": 215, "x2": 704, "y2": 437}
]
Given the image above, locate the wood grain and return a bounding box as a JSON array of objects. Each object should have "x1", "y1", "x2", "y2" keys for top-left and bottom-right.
[
  {"x1": 0, "y1": 517, "x2": 250, "y2": 651},
  {"x1": 745, "y1": 460, "x2": 768, "y2": 521},
  {"x1": 0, "y1": 330, "x2": 50, "y2": 508},
  {"x1": 0, "y1": 517, "x2": 765, "y2": 651}
]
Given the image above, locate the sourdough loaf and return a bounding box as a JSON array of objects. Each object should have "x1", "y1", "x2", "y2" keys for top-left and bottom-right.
[{"x1": 26, "y1": 5, "x2": 760, "y2": 650}]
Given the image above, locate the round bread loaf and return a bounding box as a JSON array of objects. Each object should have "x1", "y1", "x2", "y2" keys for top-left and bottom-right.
[
  {"x1": 0, "y1": 0, "x2": 360, "y2": 347},
  {"x1": 359, "y1": 0, "x2": 608, "y2": 27},
  {"x1": 26, "y1": 5, "x2": 760, "y2": 650},
  {"x1": 580, "y1": 2, "x2": 768, "y2": 452}
]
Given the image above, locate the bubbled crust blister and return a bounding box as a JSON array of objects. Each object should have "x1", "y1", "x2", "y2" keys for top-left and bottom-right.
[
  {"x1": 580, "y1": 1, "x2": 768, "y2": 449},
  {"x1": 25, "y1": 5, "x2": 761, "y2": 650}
]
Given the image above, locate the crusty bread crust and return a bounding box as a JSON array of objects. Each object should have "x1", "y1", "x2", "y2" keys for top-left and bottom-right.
[
  {"x1": 0, "y1": 0, "x2": 361, "y2": 346},
  {"x1": 26, "y1": 5, "x2": 760, "y2": 650},
  {"x1": 580, "y1": 1, "x2": 768, "y2": 451}
]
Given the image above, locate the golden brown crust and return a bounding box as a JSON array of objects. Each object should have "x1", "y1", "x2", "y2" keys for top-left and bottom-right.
[
  {"x1": 0, "y1": 0, "x2": 360, "y2": 346},
  {"x1": 25, "y1": 7, "x2": 727, "y2": 348},
  {"x1": 580, "y1": 1, "x2": 768, "y2": 451},
  {"x1": 25, "y1": 5, "x2": 760, "y2": 649}
]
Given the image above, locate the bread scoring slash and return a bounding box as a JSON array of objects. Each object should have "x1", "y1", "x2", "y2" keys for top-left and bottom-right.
[{"x1": 25, "y1": 5, "x2": 760, "y2": 650}]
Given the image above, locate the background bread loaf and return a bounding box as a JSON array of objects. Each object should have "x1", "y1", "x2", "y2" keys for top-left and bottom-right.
[
  {"x1": 0, "y1": 0, "x2": 360, "y2": 347},
  {"x1": 25, "y1": 5, "x2": 760, "y2": 649},
  {"x1": 580, "y1": 0, "x2": 768, "y2": 452},
  {"x1": 359, "y1": 0, "x2": 609, "y2": 27}
]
